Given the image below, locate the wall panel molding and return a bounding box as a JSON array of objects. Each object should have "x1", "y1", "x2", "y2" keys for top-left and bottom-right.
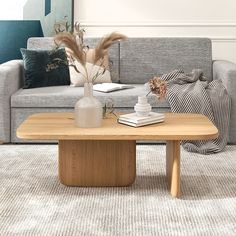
[
  {"x1": 80, "y1": 21, "x2": 236, "y2": 40},
  {"x1": 74, "y1": 0, "x2": 236, "y2": 63},
  {"x1": 78, "y1": 21, "x2": 236, "y2": 63},
  {"x1": 80, "y1": 21, "x2": 236, "y2": 28},
  {"x1": 212, "y1": 38, "x2": 236, "y2": 42}
]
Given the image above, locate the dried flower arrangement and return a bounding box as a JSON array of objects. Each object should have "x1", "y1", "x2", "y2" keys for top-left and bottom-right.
[
  {"x1": 54, "y1": 22, "x2": 127, "y2": 84},
  {"x1": 54, "y1": 16, "x2": 72, "y2": 34},
  {"x1": 146, "y1": 76, "x2": 167, "y2": 99},
  {"x1": 102, "y1": 98, "x2": 117, "y2": 118}
]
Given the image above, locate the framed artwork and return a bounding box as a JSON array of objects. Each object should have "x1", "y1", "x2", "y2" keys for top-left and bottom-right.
[
  {"x1": 23, "y1": 0, "x2": 74, "y2": 36},
  {"x1": 0, "y1": 0, "x2": 74, "y2": 63}
]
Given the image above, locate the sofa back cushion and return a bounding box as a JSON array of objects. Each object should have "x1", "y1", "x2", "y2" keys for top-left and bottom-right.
[
  {"x1": 120, "y1": 38, "x2": 212, "y2": 84},
  {"x1": 27, "y1": 37, "x2": 120, "y2": 83}
]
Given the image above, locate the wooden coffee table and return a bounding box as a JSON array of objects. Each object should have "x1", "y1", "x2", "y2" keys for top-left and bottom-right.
[{"x1": 17, "y1": 112, "x2": 218, "y2": 198}]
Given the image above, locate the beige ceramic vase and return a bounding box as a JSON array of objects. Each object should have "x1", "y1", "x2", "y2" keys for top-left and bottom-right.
[{"x1": 75, "y1": 82, "x2": 103, "y2": 127}]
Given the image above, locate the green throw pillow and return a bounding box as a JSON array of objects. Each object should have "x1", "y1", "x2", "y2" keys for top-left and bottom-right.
[{"x1": 20, "y1": 48, "x2": 70, "y2": 89}]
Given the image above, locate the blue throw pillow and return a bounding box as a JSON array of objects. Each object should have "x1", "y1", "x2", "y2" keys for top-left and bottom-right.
[{"x1": 20, "y1": 48, "x2": 70, "y2": 89}]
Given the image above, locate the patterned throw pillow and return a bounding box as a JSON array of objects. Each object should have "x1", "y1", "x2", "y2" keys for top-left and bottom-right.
[
  {"x1": 67, "y1": 48, "x2": 112, "y2": 87},
  {"x1": 20, "y1": 48, "x2": 70, "y2": 89}
]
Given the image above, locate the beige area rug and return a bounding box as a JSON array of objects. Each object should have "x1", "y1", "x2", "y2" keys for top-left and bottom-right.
[{"x1": 0, "y1": 144, "x2": 235, "y2": 236}]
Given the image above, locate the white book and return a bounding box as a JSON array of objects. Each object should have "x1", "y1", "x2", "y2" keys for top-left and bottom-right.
[
  {"x1": 119, "y1": 112, "x2": 165, "y2": 125},
  {"x1": 93, "y1": 83, "x2": 134, "y2": 93},
  {"x1": 118, "y1": 117, "x2": 164, "y2": 127}
]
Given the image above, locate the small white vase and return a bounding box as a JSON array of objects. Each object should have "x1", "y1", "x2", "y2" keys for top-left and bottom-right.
[
  {"x1": 134, "y1": 96, "x2": 152, "y2": 117},
  {"x1": 75, "y1": 82, "x2": 103, "y2": 127}
]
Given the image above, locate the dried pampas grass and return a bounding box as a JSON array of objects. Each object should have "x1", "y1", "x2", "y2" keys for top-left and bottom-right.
[
  {"x1": 54, "y1": 32, "x2": 86, "y2": 65},
  {"x1": 94, "y1": 32, "x2": 127, "y2": 63},
  {"x1": 54, "y1": 22, "x2": 127, "y2": 83}
]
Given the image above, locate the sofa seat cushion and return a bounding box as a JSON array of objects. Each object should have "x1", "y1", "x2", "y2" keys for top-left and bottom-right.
[{"x1": 11, "y1": 84, "x2": 170, "y2": 108}]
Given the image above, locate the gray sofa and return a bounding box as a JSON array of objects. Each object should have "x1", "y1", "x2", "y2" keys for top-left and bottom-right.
[{"x1": 1, "y1": 37, "x2": 236, "y2": 143}]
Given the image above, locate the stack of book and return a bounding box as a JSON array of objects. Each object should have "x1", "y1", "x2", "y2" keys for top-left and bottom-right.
[{"x1": 118, "y1": 112, "x2": 165, "y2": 127}]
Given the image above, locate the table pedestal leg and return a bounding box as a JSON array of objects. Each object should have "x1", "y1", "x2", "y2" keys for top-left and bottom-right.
[
  {"x1": 58, "y1": 140, "x2": 136, "y2": 187},
  {"x1": 166, "y1": 140, "x2": 181, "y2": 198}
]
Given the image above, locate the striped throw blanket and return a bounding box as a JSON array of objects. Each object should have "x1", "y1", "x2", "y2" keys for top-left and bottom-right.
[{"x1": 161, "y1": 69, "x2": 231, "y2": 154}]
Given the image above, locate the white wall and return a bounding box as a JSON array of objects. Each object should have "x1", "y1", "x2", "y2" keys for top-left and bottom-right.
[
  {"x1": 0, "y1": 0, "x2": 28, "y2": 20},
  {"x1": 23, "y1": 0, "x2": 73, "y2": 36},
  {"x1": 74, "y1": 0, "x2": 236, "y2": 63}
]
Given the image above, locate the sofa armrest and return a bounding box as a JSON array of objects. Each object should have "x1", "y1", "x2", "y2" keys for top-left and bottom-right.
[
  {"x1": 0, "y1": 60, "x2": 24, "y2": 143},
  {"x1": 213, "y1": 60, "x2": 236, "y2": 143}
]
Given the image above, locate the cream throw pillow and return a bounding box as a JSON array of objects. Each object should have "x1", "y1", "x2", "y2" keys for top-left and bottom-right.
[{"x1": 67, "y1": 48, "x2": 112, "y2": 87}]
